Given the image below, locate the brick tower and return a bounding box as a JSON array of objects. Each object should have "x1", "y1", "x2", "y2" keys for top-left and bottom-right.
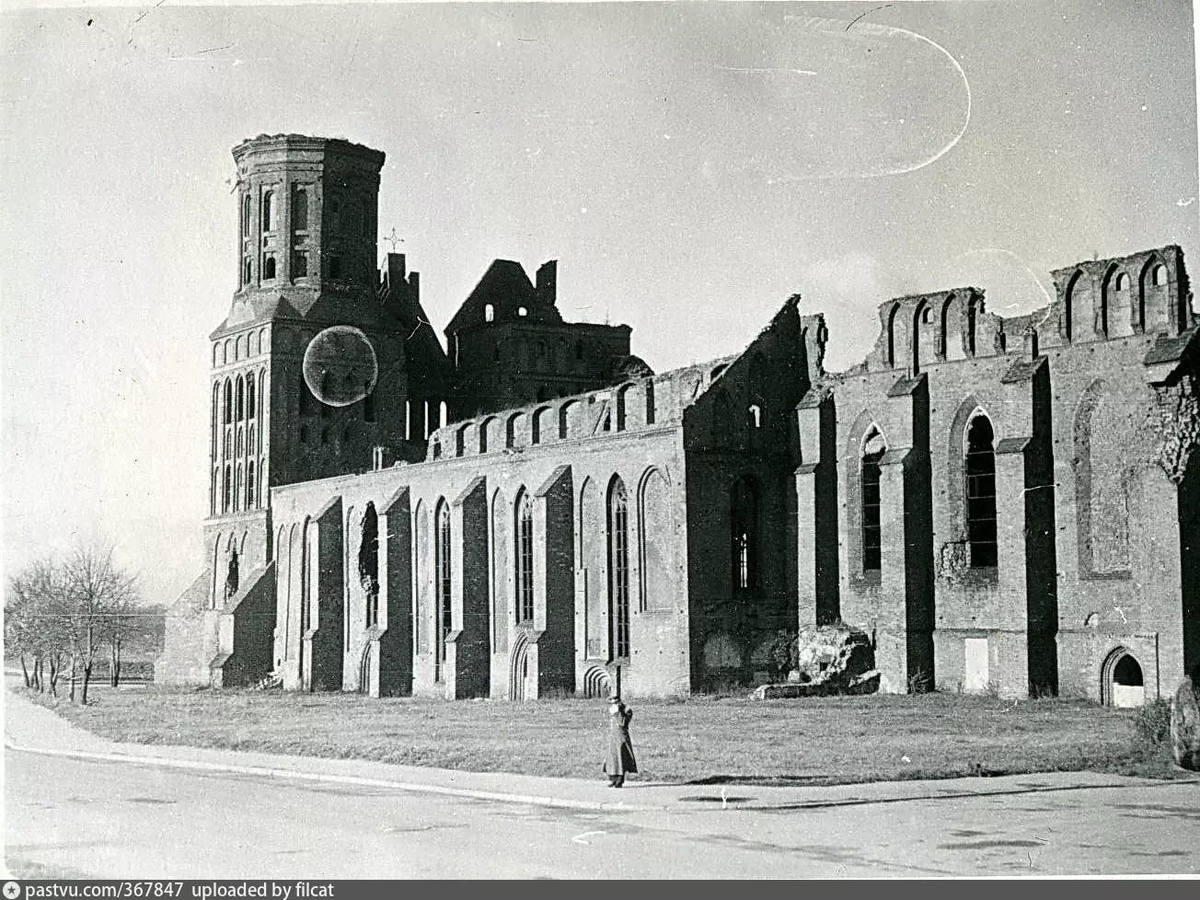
[{"x1": 158, "y1": 134, "x2": 448, "y2": 686}]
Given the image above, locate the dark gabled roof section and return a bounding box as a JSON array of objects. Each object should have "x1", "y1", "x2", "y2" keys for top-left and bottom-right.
[
  {"x1": 1144, "y1": 324, "x2": 1199, "y2": 367},
  {"x1": 445, "y1": 260, "x2": 561, "y2": 335},
  {"x1": 209, "y1": 295, "x2": 305, "y2": 340},
  {"x1": 1000, "y1": 356, "x2": 1048, "y2": 384}
]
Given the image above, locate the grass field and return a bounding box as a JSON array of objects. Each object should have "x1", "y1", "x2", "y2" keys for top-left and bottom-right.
[{"x1": 19, "y1": 681, "x2": 1182, "y2": 785}]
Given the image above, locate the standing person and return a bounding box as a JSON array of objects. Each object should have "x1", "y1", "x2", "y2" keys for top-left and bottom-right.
[{"x1": 604, "y1": 692, "x2": 637, "y2": 787}]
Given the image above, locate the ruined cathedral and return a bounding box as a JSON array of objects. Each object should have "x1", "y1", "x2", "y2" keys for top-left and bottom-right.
[{"x1": 157, "y1": 134, "x2": 1200, "y2": 706}]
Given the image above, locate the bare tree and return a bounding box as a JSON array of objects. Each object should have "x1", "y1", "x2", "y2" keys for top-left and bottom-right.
[
  {"x1": 5, "y1": 559, "x2": 69, "y2": 694},
  {"x1": 98, "y1": 596, "x2": 156, "y2": 687},
  {"x1": 55, "y1": 544, "x2": 138, "y2": 705},
  {"x1": 5, "y1": 580, "x2": 40, "y2": 690}
]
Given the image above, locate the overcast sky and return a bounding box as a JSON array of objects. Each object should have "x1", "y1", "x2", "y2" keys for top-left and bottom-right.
[{"x1": 2, "y1": 1, "x2": 1197, "y2": 608}]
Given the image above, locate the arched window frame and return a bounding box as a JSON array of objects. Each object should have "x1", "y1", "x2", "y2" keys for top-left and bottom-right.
[
  {"x1": 964, "y1": 414, "x2": 998, "y2": 568},
  {"x1": 608, "y1": 476, "x2": 631, "y2": 660},
  {"x1": 886, "y1": 304, "x2": 900, "y2": 368},
  {"x1": 712, "y1": 389, "x2": 732, "y2": 440},
  {"x1": 291, "y1": 185, "x2": 308, "y2": 232},
  {"x1": 262, "y1": 190, "x2": 274, "y2": 232},
  {"x1": 515, "y1": 490, "x2": 535, "y2": 625},
  {"x1": 966, "y1": 298, "x2": 978, "y2": 356},
  {"x1": 861, "y1": 429, "x2": 885, "y2": 573},
  {"x1": 434, "y1": 500, "x2": 452, "y2": 680},
  {"x1": 730, "y1": 476, "x2": 759, "y2": 591},
  {"x1": 360, "y1": 503, "x2": 380, "y2": 628},
  {"x1": 211, "y1": 383, "x2": 220, "y2": 462}
]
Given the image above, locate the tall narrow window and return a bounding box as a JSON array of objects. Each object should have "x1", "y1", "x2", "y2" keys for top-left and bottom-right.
[
  {"x1": 861, "y1": 429, "x2": 885, "y2": 572},
  {"x1": 223, "y1": 380, "x2": 233, "y2": 425},
  {"x1": 243, "y1": 258, "x2": 252, "y2": 286},
  {"x1": 212, "y1": 384, "x2": 220, "y2": 462},
  {"x1": 712, "y1": 390, "x2": 731, "y2": 438},
  {"x1": 263, "y1": 255, "x2": 276, "y2": 280},
  {"x1": 360, "y1": 503, "x2": 379, "y2": 628},
  {"x1": 435, "y1": 501, "x2": 452, "y2": 680},
  {"x1": 608, "y1": 477, "x2": 630, "y2": 659},
  {"x1": 236, "y1": 377, "x2": 245, "y2": 421},
  {"x1": 247, "y1": 377, "x2": 256, "y2": 420},
  {"x1": 242, "y1": 194, "x2": 251, "y2": 237},
  {"x1": 223, "y1": 464, "x2": 231, "y2": 513},
  {"x1": 886, "y1": 304, "x2": 900, "y2": 367},
  {"x1": 300, "y1": 377, "x2": 315, "y2": 416},
  {"x1": 292, "y1": 187, "x2": 308, "y2": 231},
  {"x1": 965, "y1": 416, "x2": 998, "y2": 567},
  {"x1": 730, "y1": 476, "x2": 759, "y2": 590},
  {"x1": 292, "y1": 251, "x2": 308, "y2": 278},
  {"x1": 516, "y1": 490, "x2": 535, "y2": 624},
  {"x1": 966, "y1": 300, "x2": 978, "y2": 356},
  {"x1": 247, "y1": 461, "x2": 255, "y2": 509},
  {"x1": 262, "y1": 191, "x2": 274, "y2": 231}
]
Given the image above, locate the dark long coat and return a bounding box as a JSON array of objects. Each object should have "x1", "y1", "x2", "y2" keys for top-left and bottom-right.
[{"x1": 605, "y1": 703, "x2": 638, "y2": 775}]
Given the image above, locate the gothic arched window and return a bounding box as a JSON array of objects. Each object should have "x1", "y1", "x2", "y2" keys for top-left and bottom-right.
[
  {"x1": 435, "y1": 500, "x2": 452, "y2": 680},
  {"x1": 292, "y1": 186, "x2": 308, "y2": 232},
  {"x1": 360, "y1": 503, "x2": 379, "y2": 628},
  {"x1": 608, "y1": 476, "x2": 630, "y2": 660},
  {"x1": 861, "y1": 429, "x2": 885, "y2": 572},
  {"x1": 731, "y1": 476, "x2": 759, "y2": 590},
  {"x1": 965, "y1": 415, "x2": 998, "y2": 567},
  {"x1": 516, "y1": 490, "x2": 534, "y2": 624},
  {"x1": 262, "y1": 191, "x2": 274, "y2": 232},
  {"x1": 712, "y1": 390, "x2": 732, "y2": 439},
  {"x1": 212, "y1": 383, "x2": 220, "y2": 461}
]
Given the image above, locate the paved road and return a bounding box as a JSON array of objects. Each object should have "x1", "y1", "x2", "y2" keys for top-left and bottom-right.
[{"x1": 6, "y1": 744, "x2": 1199, "y2": 878}]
